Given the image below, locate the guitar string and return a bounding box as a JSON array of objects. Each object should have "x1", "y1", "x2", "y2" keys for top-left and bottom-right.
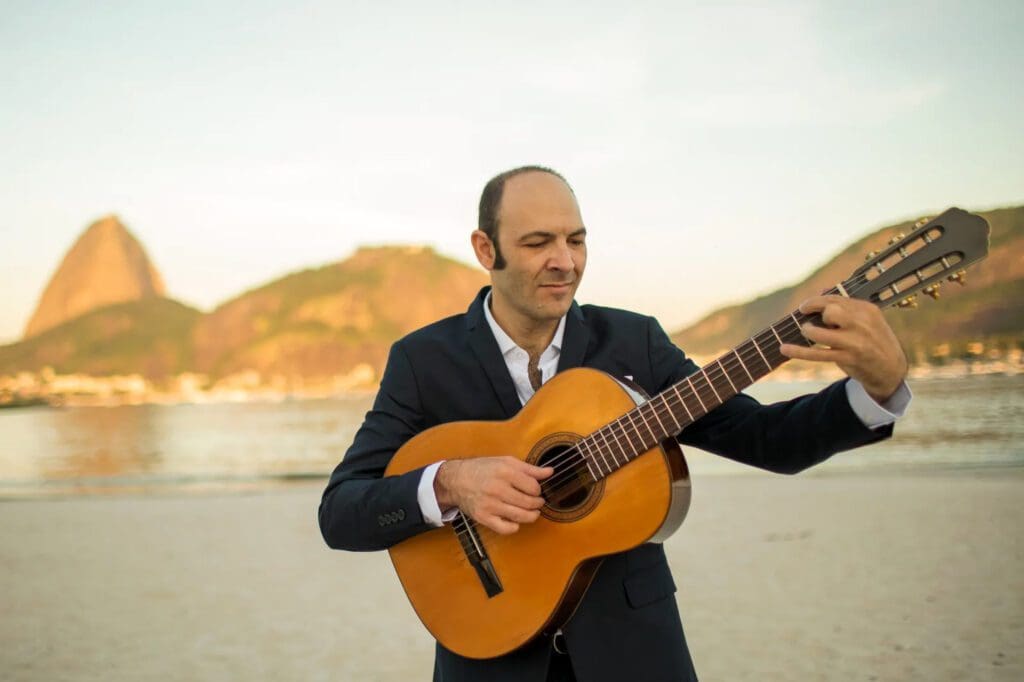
[
  {"x1": 518, "y1": 280, "x2": 855, "y2": 502},
  {"x1": 443, "y1": 231, "x2": 968, "y2": 553},
  {"x1": 451, "y1": 313, "x2": 811, "y2": 550},
  {"x1": 446, "y1": 273, "x2": 879, "y2": 550},
  {"x1": 533, "y1": 275, "x2": 877, "y2": 496},
  {"x1": 477, "y1": 255, "x2": 919, "y2": 543},
  {"x1": 446, "y1": 306, "x2": 826, "y2": 551},
  {"x1": 446, "y1": 273, "x2": 880, "y2": 549}
]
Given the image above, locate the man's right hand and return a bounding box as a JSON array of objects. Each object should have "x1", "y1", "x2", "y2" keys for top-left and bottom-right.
[{"x1": 434, "y1": 457, "x2": 553, "y2": 535}]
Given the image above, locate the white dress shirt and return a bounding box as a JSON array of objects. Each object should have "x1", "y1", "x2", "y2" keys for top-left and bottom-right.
[{"x1": 416, "y1": 293, "x2": 911, "y2": 526}]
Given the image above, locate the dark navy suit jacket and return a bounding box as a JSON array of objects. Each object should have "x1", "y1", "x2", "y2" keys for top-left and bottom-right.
[{"x1": 319, "y1": 287, "x2": 892, "y2": 682}]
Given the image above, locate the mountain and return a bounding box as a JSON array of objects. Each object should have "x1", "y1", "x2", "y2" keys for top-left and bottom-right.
[
  {"x1": 10, "y1": 204, "x2": 1014, "y2": 390},
  {"x1": 671, "y1": 206, "x2": 1024, "y2": 361},
  {"x1": 4, "y1": 235, "x2": 488, "y2": 384},
  {"x1": 190, "y1": 245, "x2": 488, "y2": 380},
  {"x1": 0, "y1": 298, "x2": 200, "y2": 378},
  {"x1": 24, "y1": 215, "x2": 166, "y2": 338}
]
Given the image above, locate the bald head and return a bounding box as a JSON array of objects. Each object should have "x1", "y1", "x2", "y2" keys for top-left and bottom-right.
[{"x1": 477, "y1": 165, "x2": 575, "y2": 269}]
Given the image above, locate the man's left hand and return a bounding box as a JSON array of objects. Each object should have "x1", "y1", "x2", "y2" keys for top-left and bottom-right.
[{"x1": 779, "y1": 295, "x2": 908, "y2": 403}]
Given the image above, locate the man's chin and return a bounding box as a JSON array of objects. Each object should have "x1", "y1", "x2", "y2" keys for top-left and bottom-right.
[{"x1": 532, "y1": 296, "x2": 574, "y2": 320}]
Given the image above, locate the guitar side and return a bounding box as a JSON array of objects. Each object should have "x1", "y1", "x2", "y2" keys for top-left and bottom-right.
[{"x1": 385, "y1": 367, "x2": 692, "y2": 659}]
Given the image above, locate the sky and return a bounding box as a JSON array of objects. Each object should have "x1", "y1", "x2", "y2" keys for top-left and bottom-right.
[{"x1": 1, "y1": 0, "x2": 1022, "y2": 344}]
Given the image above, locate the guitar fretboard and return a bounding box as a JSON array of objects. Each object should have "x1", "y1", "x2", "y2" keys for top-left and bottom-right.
[{"x1": 563, "y1": 285, "x2": 849, "y2": 484}]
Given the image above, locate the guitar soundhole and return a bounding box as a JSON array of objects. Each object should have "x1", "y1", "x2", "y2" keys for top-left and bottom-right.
[{"x1": 538, "y1": 445, "x2": 593, "y2": 511}]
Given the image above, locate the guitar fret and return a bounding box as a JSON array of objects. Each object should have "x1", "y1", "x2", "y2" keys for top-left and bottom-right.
[
  {"x1": 623, "y1": 413, "x2": 644, "y2": 455},
  {"x1": 647, "y1": 401, "x2": 669, "y2": 438},
  {"x1": 751, "y1": 338, "x2": 771, "y2": 371},
  {"x1": 703, "y1": 371, "x2": 722, "y2": 403},
  {"x1": 717, "y1": 358, "x2": 737, "y2": 393},
  {"x1": 769, "y1": 324, "x2": 783, "y2": 346},
  {"x1": 635, "y1": 406, "x2": 656, "y2": 446},
  {"x1": 604, "y1": 424, "x2": 627, "y2": 466},
  {"x1": 761, "y1": 330, "x2": 785, "y2": 365},
  {"x1": 673, "y1": 385, "x2": 694, "y2": 421},
  {"x1": 789, "y1": 313, "x2": 806, "y2": 346},
  {"x1": 587, "y1": 437, "x2": 608, "y2": 477},
  {"x1": 622, "y1": 416, "x2": 642, "y2": 456},
  {"x1": 577, "y1": 438, "x2": 601, "y2": 478},
  {"x1": 660, "y1": 396, "x2": 682, "y2": 432},
  {"x1": 594, "y1": 431, "x2": 614, "y2": 473},
  {"x1": 733, "y1": 349, "x2": 754, "y2": 383},
  {"x1": 688, "y1": 377, "x2": 708, "y2": 412}
]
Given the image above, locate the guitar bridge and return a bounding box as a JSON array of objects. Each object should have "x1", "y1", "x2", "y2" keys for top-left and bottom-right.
[{"x1": 453, "y1": 511, "x2": 504, "y2": 598}]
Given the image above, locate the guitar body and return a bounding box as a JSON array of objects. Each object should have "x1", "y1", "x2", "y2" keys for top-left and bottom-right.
[{"x1": 385, "y1": 367, "x2": 692, "y2": 659}]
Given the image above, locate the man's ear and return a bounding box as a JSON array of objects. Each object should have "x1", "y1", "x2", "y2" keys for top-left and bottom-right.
[{"x1": 471, "y1": 230, "x2": 496, "y2": 271}]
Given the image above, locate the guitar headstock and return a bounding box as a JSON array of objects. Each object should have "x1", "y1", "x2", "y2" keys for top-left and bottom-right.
[{"x1": 843, "y1": 207, "x2": 989, "y2": 309}]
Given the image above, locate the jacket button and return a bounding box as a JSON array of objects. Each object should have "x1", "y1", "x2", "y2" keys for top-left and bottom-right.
[
  {"x1": 397, "y1": 509, "x2": 405, "y2": 521},
  {"x1": 378, "y1": 515, "x2": 386, "y2": 526}
]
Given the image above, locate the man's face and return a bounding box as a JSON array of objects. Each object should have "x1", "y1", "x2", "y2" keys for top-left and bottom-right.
[{"x1": 483, "y1": 172, "x2": 587, "y2": 327}]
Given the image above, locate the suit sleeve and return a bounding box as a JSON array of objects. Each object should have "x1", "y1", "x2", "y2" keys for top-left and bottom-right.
[
  {"x1": 646, "y1": 317, "x2": 892, "y2": 474},
  {"x1": 318, "y1": 340, "x2": 438, "y2": 551}
]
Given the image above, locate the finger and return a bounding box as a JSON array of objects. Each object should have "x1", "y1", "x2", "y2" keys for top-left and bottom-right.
[
  {"x1": 818, "y1": 302, "x2": 853, "y2": 329},
  {"x1": 500, "y1": 484, "x2": 546, "y2": 510},
  {"x1": 779, "y1": 343, "x2": 843, "y2": 363},
  {"x1": 796, "y1": 295, "x2": 844, "y2": 315},
  {"x1": 497, "y1": 503, "x2": 542, "y2": 525},
  {"x1": 480, "y1": 513, "x2": 520, "y2": 535},
  {"x1": 519, "y1": 462, "x2": 554, "y2": 480},
  {"x1": 800, "y1": 323, "x2": 848, "y2": 349},
  {"x1": 511, "y1": 473, "x2": 546, "y2": 499}
]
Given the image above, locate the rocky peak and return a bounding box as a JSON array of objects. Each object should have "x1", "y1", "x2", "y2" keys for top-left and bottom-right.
[{"x1": 24, "y1": 215, "x2": 166, "y2": 338}]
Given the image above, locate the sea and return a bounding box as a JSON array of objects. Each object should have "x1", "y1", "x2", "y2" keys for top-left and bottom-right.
[{"x1": 1, "y1": 374, "x2": 1021, "y2": 498}]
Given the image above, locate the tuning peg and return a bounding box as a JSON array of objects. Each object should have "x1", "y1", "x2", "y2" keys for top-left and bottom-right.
[
  {"x1": 864, "y1": 250, "x2": 878, "y2": 262},
  {"x1": 895, "y1": 295, "x2": 918, "y2": 309},
  {"x1": 923, "y1": 283, "x2": 941, "y2": 299},
  {"x1": 947, "y1": 269, "x2": 967, "y2": 285},
  {"x1": 888, "y1": 232, "x2": 906, "y2": 245},
  {"x1": 914, "y1": 216, "x2": 933, "y2": 229}
]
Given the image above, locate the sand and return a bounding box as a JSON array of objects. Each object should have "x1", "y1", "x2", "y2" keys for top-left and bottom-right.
[{"x1": 2, "y1": 471, "x2": 1022, "y2": 681}]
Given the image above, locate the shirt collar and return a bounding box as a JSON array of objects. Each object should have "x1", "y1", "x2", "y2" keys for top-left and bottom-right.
[{"x1": 483, "y1": 290, "x2": 566, "y2": 357}]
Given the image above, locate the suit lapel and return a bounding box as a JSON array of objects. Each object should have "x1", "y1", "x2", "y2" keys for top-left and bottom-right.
[
  {"x1": 557, "y1": 301, "x2": 590, "y2": 372},
  {"x1": 466, "y1": 288, "x2": 522, "y2": 418}
]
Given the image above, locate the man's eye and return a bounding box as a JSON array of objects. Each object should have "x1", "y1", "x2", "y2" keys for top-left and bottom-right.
[
  {"x1": 524, "y1": 243, "x2": 544, "y2": 248},
  {"x1": 570, "y1": 239, "x2": 585, "y2": 246}
]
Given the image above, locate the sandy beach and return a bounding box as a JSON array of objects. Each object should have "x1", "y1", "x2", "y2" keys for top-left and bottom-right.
[{"x1": 2, "y1": 471, "x2": 1021, "y2": 681}]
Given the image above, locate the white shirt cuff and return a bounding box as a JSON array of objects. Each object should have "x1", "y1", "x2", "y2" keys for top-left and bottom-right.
[
  {"x1": 417, "y1": 460, "x2": 459, "y2": 527},
  {"x1": 417, "y1": 461, "x2": 446, "y2": 527},
  {"x1": 844, "y1": 378, "x2": 912, "y2": 429}
]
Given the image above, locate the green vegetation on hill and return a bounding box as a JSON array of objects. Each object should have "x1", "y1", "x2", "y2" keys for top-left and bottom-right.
[
  {"x1": 6, "y1": 203, "x2": 1017, "y2": 385},
  {"x1": 1, "y1": 244, "x2": 487, "y2": 383},
  {"x1": 672, "y1": 206, "x2": 1024, "y2": 360},
  {"x1": 191, "y1": 245, "x2": 487, "y2": 379},
  {"x1": 0, "y1": 298, "x2": 199, "y2": 379}
]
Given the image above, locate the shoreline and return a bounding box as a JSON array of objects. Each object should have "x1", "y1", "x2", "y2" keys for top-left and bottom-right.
[{"x1": 2, "y1": 358, "x2": 1020, "y2": 409}]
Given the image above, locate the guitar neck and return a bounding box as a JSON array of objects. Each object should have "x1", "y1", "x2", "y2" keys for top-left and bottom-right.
[
  {"x1": 570, "y1": 206, "x2": 991, "y2": 482},
  {"x1": 575, "y1": 289, "x2": 839, "y2": 481}
]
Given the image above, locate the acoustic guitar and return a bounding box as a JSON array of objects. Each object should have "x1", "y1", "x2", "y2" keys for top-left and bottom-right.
[{"x1": 384, "y1": 207, "x2": 990, "y2": 659}]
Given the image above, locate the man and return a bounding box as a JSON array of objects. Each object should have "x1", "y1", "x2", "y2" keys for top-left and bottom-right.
[{"x1": 319, "y1": 166, "x2": 910, "y2": 681}]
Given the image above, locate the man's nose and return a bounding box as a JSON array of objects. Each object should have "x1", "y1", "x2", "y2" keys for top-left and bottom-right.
[{"x1": 548, "y1": 241, "x2": 575, "y2": 270}]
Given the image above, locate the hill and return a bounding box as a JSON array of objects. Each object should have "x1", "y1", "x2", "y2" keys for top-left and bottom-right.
[
  {"x1": 190, "y1": 245, "x2": 487, "y2": 380},
  {"x1": 671, "y1": 206, "x2": 1024, "y2": 361},
  {"x1": 0, "y1": 298, "x2": 199, "y2": 379},
  {"x1": 25, "y1": 215, "x2": 166, "y2": 338},
  {"x1": 3, "y1": 243, "x2": 487, "y2": 387}
]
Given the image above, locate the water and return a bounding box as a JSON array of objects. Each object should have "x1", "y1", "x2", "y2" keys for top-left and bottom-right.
[
  {"x1": 1, "y1": 375, "x2": 1021, "y2": 497},
  {"x1": 702, "y1": 373, "x2": 1024, "y2": 475}
]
